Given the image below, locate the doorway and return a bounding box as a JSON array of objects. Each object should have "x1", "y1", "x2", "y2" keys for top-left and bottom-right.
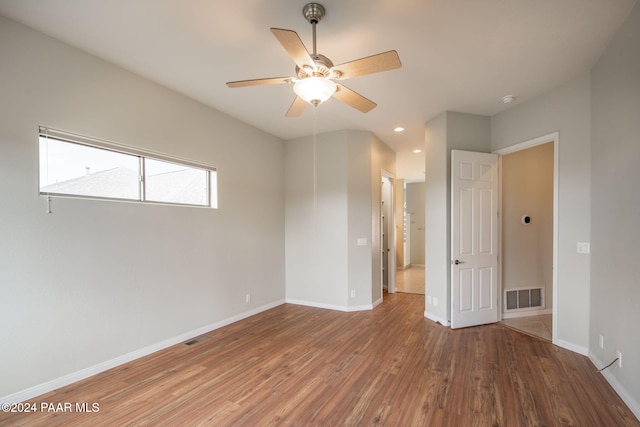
[
  {"x1": 396, "y1": 181, "x2": 425, "y2": 294},
  {"x1": 381, "y1": 173, "x2": 396, "y2": 295},
  {"x1": 496, "y1": 133, "x2": 558, "y2": 342}
]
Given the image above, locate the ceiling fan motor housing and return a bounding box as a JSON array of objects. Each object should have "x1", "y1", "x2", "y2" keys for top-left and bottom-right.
[{"x1": 296, "y1": 54, "x2": 335, "y2": 79}]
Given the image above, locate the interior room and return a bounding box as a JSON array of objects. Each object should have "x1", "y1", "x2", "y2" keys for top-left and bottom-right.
[
  {"x1": 0, "y1": 0, "x2": 639, "y2": 425},
  {"x1": 499, "y1": 142, "x2": 554, "y2": 341}
]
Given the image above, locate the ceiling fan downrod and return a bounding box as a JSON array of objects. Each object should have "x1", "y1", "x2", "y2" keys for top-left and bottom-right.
[{"x1": 303, "y1": 3, "x2": 325, "y2": 57}]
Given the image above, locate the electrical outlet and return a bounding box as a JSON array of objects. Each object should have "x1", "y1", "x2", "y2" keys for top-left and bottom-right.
[
  {"x1": 599, "y1": 334, "x2": 604, "y2": 349},
  {"x1": 245, "y1": 293, "x2": 251, "y2": 303},
  {"x1": 617, "y1": 350, "x2": 622, "y2": 368},
  {"x1": 433, "y1": 297, "x2": 439, "y2": 307},
  {"x1": 350, "y1": 289, "x2": 356, "y2": 298}
]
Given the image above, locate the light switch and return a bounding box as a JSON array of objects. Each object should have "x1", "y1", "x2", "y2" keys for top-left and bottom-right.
[
  {"x1": 577, "y1": 242, "x2": 590, "y2": 254},
  {"x1": 357, "y1": 238, "x2": 367, "y2": 246}
]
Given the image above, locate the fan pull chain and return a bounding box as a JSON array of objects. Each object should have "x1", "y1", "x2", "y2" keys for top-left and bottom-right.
[{"x1": 312, "y1": 105, "x2": 318, "y2": 229}]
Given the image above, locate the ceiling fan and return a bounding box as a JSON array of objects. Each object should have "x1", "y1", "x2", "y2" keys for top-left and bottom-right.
[{"x1": 226, "y1": 2, "x2": 402, "y2": 117}]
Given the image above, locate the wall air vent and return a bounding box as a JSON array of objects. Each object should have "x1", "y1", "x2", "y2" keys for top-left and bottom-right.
[{"x1": 505, "y1": 288, "x2": 544, "y2": 311}]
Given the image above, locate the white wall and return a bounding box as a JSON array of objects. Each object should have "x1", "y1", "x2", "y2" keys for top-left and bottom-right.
[
  {"x1": 0, "y1": 15, "x2": 285, "y2": 399},
  {"x1": 590, "y1": 1, "x2": 640, "y2": 414},
  {"x1": 491, "y1": 73, "x2": 591, "y2": 353}
]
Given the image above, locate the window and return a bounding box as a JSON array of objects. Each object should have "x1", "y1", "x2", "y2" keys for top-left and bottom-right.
[{"x1": 39, "y1": 127, "x2": 217, "y2": 208}]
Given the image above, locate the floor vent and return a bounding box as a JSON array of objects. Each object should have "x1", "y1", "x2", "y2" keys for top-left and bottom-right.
[
  {"x1": 505, "y1": 288, "x2": 544, "y2": 311},
  {"x1": 184, "y1": 335, "x2": 210, "y2": 346}
]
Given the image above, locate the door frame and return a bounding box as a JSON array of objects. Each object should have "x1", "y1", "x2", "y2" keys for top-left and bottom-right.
[
  {"x1": 494, "y1": 132, "x2": 559, "y2": 342},
  {"x1": 404, "y1": 210, "x2": 411, "y2": 268},
  {"x1": 381, "y1": 170, "x2": 397, "y2": 295}
]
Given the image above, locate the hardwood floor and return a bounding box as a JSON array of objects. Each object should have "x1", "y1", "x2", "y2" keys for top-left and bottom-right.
[
  {"x1": 395, "y1": 265, "x2": 425, "y2": 295},
  {"x1": 1, "y1": 293, "x2": 638, "y2": 426}
]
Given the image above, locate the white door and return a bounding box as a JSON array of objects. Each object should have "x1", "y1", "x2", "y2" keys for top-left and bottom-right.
[{"x1": 451, "y1": 150, "x2": 499, "y2": 329}]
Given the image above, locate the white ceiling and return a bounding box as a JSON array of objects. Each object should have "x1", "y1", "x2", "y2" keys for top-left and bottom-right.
[{"x1": 0, "y1": 0, "x2": 635, "y2": 179}]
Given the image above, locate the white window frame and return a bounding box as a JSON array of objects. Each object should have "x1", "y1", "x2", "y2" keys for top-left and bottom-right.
[{"x1": 39, "y1": 126, "x2": 218, "y2": 209}]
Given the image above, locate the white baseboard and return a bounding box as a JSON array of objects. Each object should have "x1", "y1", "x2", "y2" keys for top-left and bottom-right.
[
  {"x1": 588, "y1": 352, "x2": 640, "y2": 421},
  {"x1": 347, "y1": 304, "x2": 375, "y2": 312},
  {"x1": 424, "y1": 311, "x2": 450, "y2": 326},
  {"x1": 285, "y1": 298, "x2": 373, "y2": 312},
  {"x1": 1, "y1": 299, "x2": 286, "y2": 405},
  {"x1": 553, "y1": 338, "x2": 588, "y2": 356}
]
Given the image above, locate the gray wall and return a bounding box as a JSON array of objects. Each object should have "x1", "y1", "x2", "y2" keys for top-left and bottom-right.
[
  {"x1": 368, "y1": 133, "x2": 396, "y2": 303},
  {"x1": 502, "y1": 143, "x2": 554, "y2": 310},
  {"x1": 0, "y1": 15, "x2": 285, "y2": 398},
  {"x1": 491, "y1": 72, "x2": 591, "y2": 352},
  {"x1": 406, "y1": 182, "x2": 426, "y2": 265},
  {"x1": 424, "y1": 112, "x2": 491, "y2": 323},
  {"x1": 590, "y1": 2, "x2": 640, "y2": 411},
  {"x1": 285, "y1": 132, "x2": 350, "y2": 308},
  {"x1": 285, "y1": 130, "x2": 395, "y2": 310},
  {"x1": 424, "y1": 112, "x2": 448, "y2": 322}
]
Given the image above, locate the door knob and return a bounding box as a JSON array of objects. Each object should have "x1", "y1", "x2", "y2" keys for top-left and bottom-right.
[{"x1": 454, "y1": 259, "x2": 465, "y2": 265}]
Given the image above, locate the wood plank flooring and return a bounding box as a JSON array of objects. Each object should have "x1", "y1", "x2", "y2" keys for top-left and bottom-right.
[{"x1": 1, "y1": 293, "x2": 638, "y2": 426}]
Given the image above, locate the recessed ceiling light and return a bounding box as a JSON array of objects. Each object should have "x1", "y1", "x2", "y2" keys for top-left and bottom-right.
[
  {"x1": 413, "y1": 149, "x2": 422, "y2": 153},
  {"x1": 394, "y1": 127, "x2": 405, "y2": 132},
  {"x1": 502, "y1": 95, "x2": 515, "y2": 104}
]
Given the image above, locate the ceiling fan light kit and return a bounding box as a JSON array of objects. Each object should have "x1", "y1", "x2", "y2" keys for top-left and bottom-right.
[
  {"x1": 293, "y1": 76, "x2": 336, "y2": 105},
  {"x1": 226, "y1": 2, "x2": 401, "y2": 116}
]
